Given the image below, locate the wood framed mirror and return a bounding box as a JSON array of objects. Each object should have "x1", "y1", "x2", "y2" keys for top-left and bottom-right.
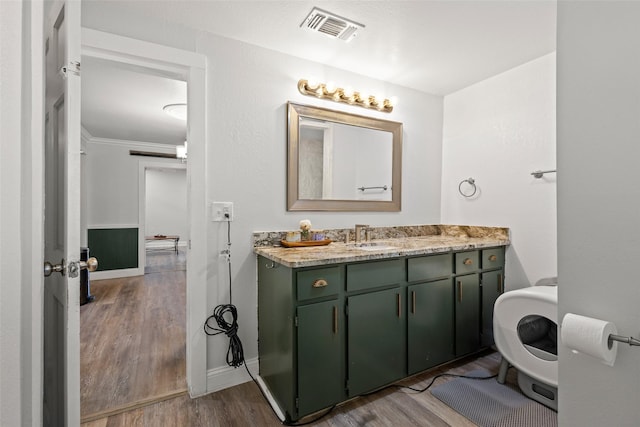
[{"x1": 287, "y1": 102, "x2": 402, "y2": 211}]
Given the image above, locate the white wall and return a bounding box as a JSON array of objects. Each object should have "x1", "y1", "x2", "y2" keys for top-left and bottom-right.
[
  {"x1": 441, "y1": 53, "x2": 557, "y2": 290},
  {"x1": 330, "y1": 124, "x2": 392, "y2": 201},
  {"x1": 145, "y1": 168, "x2": 188, "y2": 243},
  {"x1": 201, "y1": 32, "x2": 444, "y2": 373},
  {"x1": 558, "y1": 2, "x2": 640, "y2": 425},
  {"x1": 84, "y1": 138, "x2": 180, "y2": 227},
  {"x1": 83, "y1": 2, "x2": 445, "y2": 381}
]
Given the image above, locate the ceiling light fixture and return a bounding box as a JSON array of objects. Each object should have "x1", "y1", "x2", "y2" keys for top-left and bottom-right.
[
  {"x1": 297, "y1": 79, "x2": 394, "y2": 113},
  {"x1": 163, "y1": 103, "x2": 187, "y2": 121}
]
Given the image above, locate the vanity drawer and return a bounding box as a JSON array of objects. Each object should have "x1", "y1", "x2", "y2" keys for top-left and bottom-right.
[
  {"x1": 408, "y1": 253, "x2": 452, "y2": 282},
  {"x1": 297, "y1": 267, "x2": 341, "y2": 302},
  {"x1": 482, "y1": 247, "x2": 505, "y2": 269},
  {"x1": 455, "y1": 251, "x2": 479, "y2": 274},
  {"x1": 347, "y1": 259, "x2": 404, "y2": 292}
]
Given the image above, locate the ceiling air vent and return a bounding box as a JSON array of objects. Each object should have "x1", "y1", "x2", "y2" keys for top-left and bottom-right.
[{"x1": 301, "y1": 7, "x2": 364, "y2": 42}]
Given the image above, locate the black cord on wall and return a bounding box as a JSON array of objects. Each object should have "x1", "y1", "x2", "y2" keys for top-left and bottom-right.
[{"x1": 203, "y1": 218, "x2": 244, "y2": 367}]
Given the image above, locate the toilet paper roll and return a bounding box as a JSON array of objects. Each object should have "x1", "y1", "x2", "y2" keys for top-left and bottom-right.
[{"x1": 561, "y1": 313, "x2": 618, "y2": 366}]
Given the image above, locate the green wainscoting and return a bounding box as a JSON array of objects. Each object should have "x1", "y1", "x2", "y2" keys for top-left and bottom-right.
[{"x1": 87, "y1": 228, "x2": 138, "y2": 271}]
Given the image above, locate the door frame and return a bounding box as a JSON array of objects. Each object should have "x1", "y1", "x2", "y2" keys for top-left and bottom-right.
[{"x1": 81, "y1": 28, "x2": 209, "y2": 397}]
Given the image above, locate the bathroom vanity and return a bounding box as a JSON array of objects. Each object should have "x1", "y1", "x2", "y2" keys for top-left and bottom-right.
[{"x1": 254, "y1": 225, "x2": 508, "y2": 422}]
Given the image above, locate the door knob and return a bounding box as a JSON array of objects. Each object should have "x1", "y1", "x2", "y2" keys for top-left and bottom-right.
[
  {"x1": 44, "y1": 259, "x2": 66, "y2": 277},
  {"x1": 44, "y1": 257, "x2": 98, "y2": 278},
  {"x1": 67, "y1": 257, "x2": 99, "y2": 278},
  {"x1": 79, "y1": 257, "x2": 98, "y2": 272}
]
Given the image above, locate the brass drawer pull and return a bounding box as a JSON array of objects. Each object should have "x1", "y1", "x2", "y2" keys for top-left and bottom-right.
[
  {"x1": 411, "y1": 291, "x2": 416, "y2": 314},
  {"x1": 312, "y1": 279, "x2": 328, "y2": 288},
  {"x1": 463, "y1": 258, "x2": 473, "y2": 265},
  {"x1": 488, "y1": 254, "x2": 497, "y2": 262}
]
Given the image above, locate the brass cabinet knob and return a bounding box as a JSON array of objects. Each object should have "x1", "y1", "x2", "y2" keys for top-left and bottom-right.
[
  {"x1": 463, "y1": 258, "x2": 473, "y2": 265},
  {"x1": 312, "y1": 279, "x2": 328, "y2": 288},
  {"x1": 488, "y1": 255, "x2": 497, "y2": 262}
]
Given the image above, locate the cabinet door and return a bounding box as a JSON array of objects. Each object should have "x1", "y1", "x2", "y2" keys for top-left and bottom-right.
[
  {"x1": 481, "y1": 270, "x2": 504, "y2": 347},
  {"x1": 297, "y1": 300, "x2": 344, "y2": 417},
  {"x1": 455, "y1": 274, "x2": 480, "y2": 356},
  {"x1": 348, "y1": 287, "x2": 405, "y2": 396},
  {"x1": 408, "y1": 279, "x2": 454, "y2": 374}
]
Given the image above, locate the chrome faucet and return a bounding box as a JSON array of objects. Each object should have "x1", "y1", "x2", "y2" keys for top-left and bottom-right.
[{"x1": 354, "y1": 224, "x2": 370, "y2": 244}]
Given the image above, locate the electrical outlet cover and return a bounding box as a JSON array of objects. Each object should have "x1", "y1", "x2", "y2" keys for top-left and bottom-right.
[{"x1": 212, "y1": 202, "x2": 233, "y2": 221}]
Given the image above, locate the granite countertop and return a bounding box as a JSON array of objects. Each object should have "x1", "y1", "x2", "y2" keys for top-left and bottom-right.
[{"x1": 254, "y1": 226, "x2": 510, "y2": 268}]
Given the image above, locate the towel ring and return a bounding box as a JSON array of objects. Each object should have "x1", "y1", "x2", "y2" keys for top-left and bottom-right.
[{"x1": 458, "y1": 178, "x2": 477, "y2": 198}]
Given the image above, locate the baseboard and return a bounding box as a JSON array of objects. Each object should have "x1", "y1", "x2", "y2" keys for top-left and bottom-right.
[
  {"x1": 254, "y1": 375, "x2": 286, "y2": 422},
  {"x1": 91, "y1": 267, "x2": 144, "y2": 280},
  {"x1": 205, "y1": 357, "x2": 258, "y2": 394},
  {"x1": 81, "y1": 388, "x2": 188, "y2": 423}
]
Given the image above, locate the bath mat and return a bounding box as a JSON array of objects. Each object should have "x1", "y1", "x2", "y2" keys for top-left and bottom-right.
[{"x1": 430, "y1": 370, "x2": 557, "y2": 427}]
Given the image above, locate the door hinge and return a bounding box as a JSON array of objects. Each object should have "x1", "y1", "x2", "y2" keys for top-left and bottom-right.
[
  {"x1": 294, "y1": 316, "x2": 298, "y2": 327},
  {"x1": 295, "y1": 397, "x2": 299, "y2": 409},
  {"x1": 60, "y1": 61, "x2": 81, "y2": 78}
]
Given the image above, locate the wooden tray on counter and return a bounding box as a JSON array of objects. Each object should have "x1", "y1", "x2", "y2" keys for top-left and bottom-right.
[{"x1": 280, "y1": 239, "x2": 332, "y2": 248}]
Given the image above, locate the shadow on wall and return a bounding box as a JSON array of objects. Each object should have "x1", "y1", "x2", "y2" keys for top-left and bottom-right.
[{"x1": 505, "y1": 245, "x2": 529, "y2": 291}]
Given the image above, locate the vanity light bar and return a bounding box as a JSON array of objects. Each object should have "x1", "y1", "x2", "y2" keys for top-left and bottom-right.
[{"x1": 297, "y1": 79, "x2": 394, "y2": 113}]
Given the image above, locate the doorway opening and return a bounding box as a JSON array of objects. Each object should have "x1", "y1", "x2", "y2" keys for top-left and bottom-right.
[
  {"x1": 78, "y1": 29, "x2": 207, "y2": 420},
  {"x1": 144, "y1": 166, "x2": 188, "y2": 274}
]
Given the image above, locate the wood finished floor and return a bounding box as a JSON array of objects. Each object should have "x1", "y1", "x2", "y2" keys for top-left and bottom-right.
[
  {"x1": 80, "y1": 249, "x2": 187, "y2": 422},
  {"x1": 82, "y1": 350, "x2": 509, "y2": 427}
]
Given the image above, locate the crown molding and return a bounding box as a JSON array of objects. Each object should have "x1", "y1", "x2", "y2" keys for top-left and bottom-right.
[{"x1": 82, "y1": 127, "x2": 177, "y2": 152}]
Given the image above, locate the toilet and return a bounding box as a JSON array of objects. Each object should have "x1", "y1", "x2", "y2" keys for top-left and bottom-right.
[{"x1": 493, "y1": 284, "x2": 558, "y2": 410}]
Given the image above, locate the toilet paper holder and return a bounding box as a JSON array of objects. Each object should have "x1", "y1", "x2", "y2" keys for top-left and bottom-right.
[{"x1": 608, "y1": 334, "x2": 640, "y2": 347}]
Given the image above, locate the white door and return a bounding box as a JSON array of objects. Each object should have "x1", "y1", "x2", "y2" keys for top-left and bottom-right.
[
  {"x1": 43, "y1": 1, "x2": 82, "y2": 425},
  {"x1": 557, "y1": 2, "x2": 640, "y2": 426}
]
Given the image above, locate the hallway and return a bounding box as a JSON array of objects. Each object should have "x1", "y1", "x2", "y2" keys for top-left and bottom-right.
[{"x1": 80, "y1": 250, "x2": 187, "y2": 422}]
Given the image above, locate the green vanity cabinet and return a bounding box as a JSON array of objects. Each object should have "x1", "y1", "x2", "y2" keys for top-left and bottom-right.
[
  {"x1": 257, "y1": 245, "x2": 506, "y2": 422},
  {"x1": 297, "y1": 299, "x2": 345, "y2": 417},
  {"x1": 407, "y1": 278, "x2": 455, "y2": 374},
  {"x1": 482, "y1": 247, "x2": 505, "y2": 270},
  {"x1": 257, "y1": 256, "x2": 345, "y2": 421},
  {"x1": 455, "y1": 273, "x2": 481, "y2": 356},
  {"x1": 346, "y1": 259, "x2": 404, "y2": 292},
  {"x1": 453, "y1": 247, "x2": 506, "y2": 356},
  {"x1": 406, "y1": 253, "x2": 454, "y2": 374},
  {"x1": 346, "y1": 259, "x2": 405, "y2": 396},
  {"x1": 480, "y1": 269, "x2": 503, "y2": 347},
  {"x1": 480, "y1": 247, "x2": 506, "y2": 347},
  {"x1": 455, "y1": 250, "x2": 480, "y2": 275},
  {"x1": 347, "y1": 287, "x2": 406, "y2": 396},
  {"x1": 257, "y1": 256, "x2": 296, "y2": 420}
]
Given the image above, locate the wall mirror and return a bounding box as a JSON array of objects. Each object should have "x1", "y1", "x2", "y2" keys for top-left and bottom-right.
[{"x1": 287, "y1": 102, "x2": 402, "y2": 211}]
